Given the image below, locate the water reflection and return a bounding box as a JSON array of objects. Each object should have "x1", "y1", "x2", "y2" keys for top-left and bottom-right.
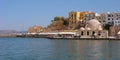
[
  {"x1": 51, "y1": 40, "x2": 110, "y2": 60},
  {"x1": 0, "y1": 38, "x2": 120, "y2": 60},
  {"x1": 109, "y1": 41, "x2": 120, "y2": 60}
]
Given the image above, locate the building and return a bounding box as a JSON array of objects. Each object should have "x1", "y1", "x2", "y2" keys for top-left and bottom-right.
[
  {"x1": 104, "y1": 12, "x2": 120, "y2": 25},
  {"x1": 77, "y1": 19, "x2": 108, "y2": 38},
  {"x1": 118, "y1": 31, "x2": 120, "y2": 38},
  {"x1": 95, "y1": 14, "x2": 106, "y2": 26},
  {"x1": 84, "y1": 11, "x2": 96, "y2": 22},
  {"x1": 77, "y1": 30, "x2": 108, "y2": 38},
  {"x1": 109, "y1": 25, "x2": 120, "y2": 37},
  {"x1": 68, "y1": 11, "x2": 96, "y2": 29},
  {"x1": 69, "y1": 11, "x2": 84, "y2": 23},
  {"x1": 69, "y1": 11, "x2": 95, "y2": 23},
  {"x1": 113, "y1": 20, "x2": 120, "y2": 26}
]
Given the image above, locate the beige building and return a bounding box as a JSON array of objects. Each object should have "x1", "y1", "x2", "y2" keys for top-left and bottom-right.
[
  {"x1": 68, "y1": 11, "x2": 96, "y2": 29},
  {"x1": 77, "y1": 30, "x2": 108, "y2": 38},
  {"x1": 77, "y1": 19, "x2": 108, "y2": 38},
  {"x1": 109, "y1": 25, "x2": 120, "y2": 37},
  {"x1": 69, "y1": 11, "x2": 95, "y2": 23},
  {"x1": 95, "y1": 14, "x2": 106, "y2": 26},
  {"x1": 84, "y1": 12, "x2": 96, "y2": 22},
  {"x1": 69, "y1": 11, "x2": 84, "y2": 23}
]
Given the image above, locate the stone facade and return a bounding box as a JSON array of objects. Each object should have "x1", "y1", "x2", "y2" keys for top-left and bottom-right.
[
  {"x1": 76, "y1": 19, "x2": 108, "y2": 38},
  {"x1": 109, "y1": 25, "x2": 120, "y2": 37},
  {"x1": 77, "y1": 30, "x2": 108, "y2": 38}
]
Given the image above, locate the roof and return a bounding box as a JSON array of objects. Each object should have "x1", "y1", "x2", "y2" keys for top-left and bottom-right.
[
  {"x1": 86, "y1": 19, "x2": 102, "y2": 30},
  {"x1": 80, "y1": 27, "x2": 85, "y2": 30}
]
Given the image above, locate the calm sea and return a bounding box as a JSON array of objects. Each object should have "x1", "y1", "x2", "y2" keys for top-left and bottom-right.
[{"x1": 0, "y1": 38, "x2": 120, "y2": 60}]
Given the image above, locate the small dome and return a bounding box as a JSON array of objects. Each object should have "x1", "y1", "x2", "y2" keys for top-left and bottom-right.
[
  {"x1": 86, "y1": 19, "x2": 103, "y2": 30},
  {"x1": 86, "y1": 27, "x2": 91, "y2": 30},
  {"x1": 80, "y1": 27, "x2": 85, "y2": 30},
  {"x1": 118, "y1": 31, "x2": 120, "y2": 35}
]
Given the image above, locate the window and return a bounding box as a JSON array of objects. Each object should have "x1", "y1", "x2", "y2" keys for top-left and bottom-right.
[
  {"x1": 103, "y1": 21, "x2": 105, "y2": 22},
  {"x1": 92, "y1": 31, "x2": 95, "y2": 36},
  {"x1": 81, "y1": 31, "x2": 84, "y2": 36},
  {"x1": 112, "y1": 15, "x2": 113, "y2": 17},
  {"x1": 117, "y1": 14, "x2": 119, "y2": 16},
  {"x1": 118, "y1": 21, "x2": 120, "y2": 23},
  {"x1": 112, "y1": 18, "x2": 114, "y2": 20},
  {"x1": 84, "y1": 18, "x2": 86, "y2": 20},
  {"x1": 98, "y1": 31, "x2": 101, "y2": 36},
  {"x1": 108, "y1": 14, "x2": 111, "y2": 17},
  {"x1": 87, "y1": 31, "x2": 89, "y2": 35}
]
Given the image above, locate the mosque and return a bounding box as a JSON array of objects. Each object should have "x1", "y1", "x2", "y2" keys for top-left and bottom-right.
[{"x1": 76, "y1": 19, "x2": 108, "y2": 38}]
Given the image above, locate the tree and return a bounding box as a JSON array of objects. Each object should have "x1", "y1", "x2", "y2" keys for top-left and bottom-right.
[
  {"x1": 47, "y1": 16, "x2": 69, "y2": 30},
  {"x1": 104, "y1": 24, "x2": 113, "y2": 30}
]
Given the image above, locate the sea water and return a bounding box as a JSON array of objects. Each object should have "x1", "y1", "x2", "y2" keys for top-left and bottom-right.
[{"x1": 0, "y1": 38, "x2": 120, "y2": 60}]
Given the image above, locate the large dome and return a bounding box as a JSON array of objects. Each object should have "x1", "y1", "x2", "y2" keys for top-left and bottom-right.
[{"x1": 85, "y1": 19, "x2": 102, "y2": 30}]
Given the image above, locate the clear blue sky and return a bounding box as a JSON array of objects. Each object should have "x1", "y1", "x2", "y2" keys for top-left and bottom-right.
[{"x1": 0, "y1": 0, "x2": 119, "y2": 31}]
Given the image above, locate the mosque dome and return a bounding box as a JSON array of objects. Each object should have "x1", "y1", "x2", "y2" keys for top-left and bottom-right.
[
  {"x1": 80, "y1": 27, "x2": 85, "y2": 30},
  {"x1": 85, "y1": 19, "x2": 103, "y2": 30}
]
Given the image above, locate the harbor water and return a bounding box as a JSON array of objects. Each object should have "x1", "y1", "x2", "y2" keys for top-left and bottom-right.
[{"x1": 0, "y1": 38, "x2": 120, "y2": 60}]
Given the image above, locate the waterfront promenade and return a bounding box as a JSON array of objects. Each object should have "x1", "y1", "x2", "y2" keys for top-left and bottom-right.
[{"x1": 15, "y1": 32, "x2": 120, "y2": 40}]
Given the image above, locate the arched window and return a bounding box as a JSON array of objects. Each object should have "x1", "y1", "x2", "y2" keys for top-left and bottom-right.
[
  {"x1": 92, "y1": 31, "x2": 95, "y2": 36},
  {"x1": 98, "y1": 31, "x2": 101, "y2": 36},
  {"x1": 81, "y1": 31, "x2": 84, "y2": 36},
  {"x1": 87, "y1": 31, "x2": 89, "y2": 35}
]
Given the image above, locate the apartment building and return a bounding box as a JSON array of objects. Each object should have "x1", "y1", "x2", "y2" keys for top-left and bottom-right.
[
  {"x1": 68, "y1": 11, "x2": 96, "y2": 28},
  {"x1": 104, "y1": 12, "x2": 120, "y2": 25}
]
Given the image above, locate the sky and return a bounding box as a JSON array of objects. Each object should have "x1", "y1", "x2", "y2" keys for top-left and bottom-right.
[{"x1": 0, "y1": 0, "x2": 120, "y2": 31}]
